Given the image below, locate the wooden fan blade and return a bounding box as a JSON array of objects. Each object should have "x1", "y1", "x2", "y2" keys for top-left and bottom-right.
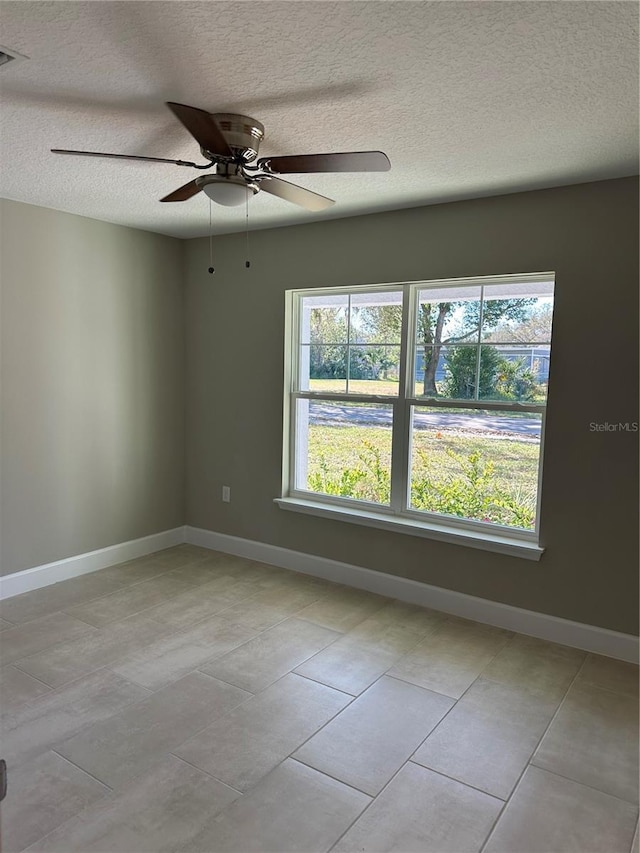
[
  {"x1": 166, "y1": 102, "x2": 233, "y2": 158},
  {"x1": 258, "y1": 151, "x2": 391, "y2": 174},
  {"x1": 51, "y1": 149, "x2": 198, "y2": 167},
  {"x1": 159, "y1": 180, "x2": 202, "y2": 202},
  {"x1": 258, "y1": 176, "x2": 334, "y2": 211}
]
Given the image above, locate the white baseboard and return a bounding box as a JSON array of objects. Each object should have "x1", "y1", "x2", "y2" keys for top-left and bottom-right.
[
  {"x1": 186, "y1": 525, "x2": 639, "y2": 664},
  {"x1": 0, "y1": 527, "x2": 186, "y2": 600}
]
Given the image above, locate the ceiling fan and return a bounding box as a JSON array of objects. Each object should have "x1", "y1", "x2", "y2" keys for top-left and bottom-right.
[{"x1": 51, "y1": 101, "x2": 391, "y2": 211}]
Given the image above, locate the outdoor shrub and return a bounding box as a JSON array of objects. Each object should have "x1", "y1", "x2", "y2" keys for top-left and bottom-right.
[
  {"x1": 411, "y1": 448, "x2": 535, "y2": 528},
  {"x1": 443, "y1": 346, "x2": 502, "y2": 399}
]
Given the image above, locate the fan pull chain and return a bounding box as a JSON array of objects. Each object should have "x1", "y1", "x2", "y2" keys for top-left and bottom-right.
[
  {"x1": 208, "y1": 198, "x2": 215, "y2": 274},
  {"x1": 245, "y1": 192, "x2": 251, "y2": 268}
]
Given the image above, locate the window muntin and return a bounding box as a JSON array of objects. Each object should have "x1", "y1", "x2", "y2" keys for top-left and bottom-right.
[{"x1": 287, "y1": 275, "x2": 554, "y2": 540}]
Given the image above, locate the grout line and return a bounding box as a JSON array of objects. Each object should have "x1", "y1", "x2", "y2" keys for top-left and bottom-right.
[
  {"x1": 9, "y1": 662, "x2": 57, "y2": 690},
  {"x1": 168, "y1": 753, "x2": 244, "y2": 795},
  {"x1": 191, "y1": 668, "x2": 257, "y2": 696},
  {"x1": 382, "y1": 671, "x2": 460, "y2": 701},
  {"x1": 526, "y1": 763, "x2": 640, "y2": 807},
  {"x1": 406, "y1": 760, "x2": 507, "y2": 802},
  {"x1": 288, "y1": 756, "x2": 375, "y2": 799},
  {"x1": 50, "y1": 748, "x2": 114, "y2": 792},
  {"x1": 290, "y1": 670, "x2": 358, "y2": 697},
  {"x1": 477, "y1": 653, "x2": 589, "y2": 853},
  {"x1": 564, "y1": 676, "x2": 640, "y2": 701}
]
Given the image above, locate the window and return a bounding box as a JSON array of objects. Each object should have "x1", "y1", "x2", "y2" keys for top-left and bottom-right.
[{"x1": 279, "y1": 274, "x2": 554, "y2": 557}]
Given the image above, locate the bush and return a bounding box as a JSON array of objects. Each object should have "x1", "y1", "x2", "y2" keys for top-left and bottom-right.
[
  {"x1": 411, "y1": 449, "x2": 535, "y2": 528},
  {"x1": 443, "y1": 346, "x2": 502, "y2": 399},
  {"x1": 443, "y1": 346, "x2": 540, "y2": 402},
  {"x1": 308, "y1": 443, "x2": 535, "y2": 529},
  {"x1": 308, "y1": 440, "x2": 390, "y2": 503}
]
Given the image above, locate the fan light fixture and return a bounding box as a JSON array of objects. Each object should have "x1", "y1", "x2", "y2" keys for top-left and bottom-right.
[
  {"x1": 51, "y1": 101, "x2": 390, "y2": 209},
  {"x1": 199, "y1": 175, "x2": 257, "y2": 207}
]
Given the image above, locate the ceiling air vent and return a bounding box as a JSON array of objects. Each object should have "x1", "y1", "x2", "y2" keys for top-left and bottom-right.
[{"x1": 0, "y1": 45, "x2": 28, "y2": 70}]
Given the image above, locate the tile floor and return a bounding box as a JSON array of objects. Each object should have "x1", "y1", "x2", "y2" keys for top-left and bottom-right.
[{"x1": 0, "y1": 544, "x2": 638, "y2": 853}]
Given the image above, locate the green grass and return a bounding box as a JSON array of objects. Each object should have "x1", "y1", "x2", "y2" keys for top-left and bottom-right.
[
  {"x1": 308, "y1": 378, "x2": 547, "y2": 409},
  {"x1": 306, "y1": 423, "x2": 540, "y2": 527}
]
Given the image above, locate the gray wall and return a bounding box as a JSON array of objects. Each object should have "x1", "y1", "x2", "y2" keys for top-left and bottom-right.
[
  {"x1": 0, "y1": 200, "x2": 185, "y2": 576},
  {"x1": 184, "y1": 177, "x2": 639, "y2": 635}
]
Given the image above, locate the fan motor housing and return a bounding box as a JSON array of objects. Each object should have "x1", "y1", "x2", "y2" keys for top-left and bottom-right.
[{"x1": 203, "y1": 113, "x2": 265, "y2": 162}]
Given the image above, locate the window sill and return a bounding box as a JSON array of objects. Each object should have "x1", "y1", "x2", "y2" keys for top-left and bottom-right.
[{"x1": 274, "y1": 497, "x2": 544, "y2": 561}]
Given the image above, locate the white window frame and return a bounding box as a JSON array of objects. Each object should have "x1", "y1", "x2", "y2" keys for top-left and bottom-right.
[{"x1": 276, "y1": 273, "x2": 554, "y2": 560}]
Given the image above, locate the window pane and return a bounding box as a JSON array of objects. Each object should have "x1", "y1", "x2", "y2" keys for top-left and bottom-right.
[
  {"x1": 414, "y1": 345, "x2": 478, "y2": 399},
  {"x1": 479, "y1": 345, "x2": 550, "y2": 403},
  {"x1": 300, "y1": 294, "x2": 348, "y2": 345},
  {"x1": 295, "y1": 399, "x2": 392, "y2": 505},
  {"x1": 348, "y1": 345, "x2": 400, "y2": 395},
  {"x1": 410, "y1": 406, "x2": 542, "y2": 530},
  {"x1": 416, "y1": 286, "x2": 482, "y2": 347},
  {"x1": 303, "y1": 344, "x2": 347, "y2": 393},
  {"x1": 350, "y1": 291, "x2": 402, "y2": 344},
  {"x1": 481, "y1": 281, "x2": 554, "y2": 344}
]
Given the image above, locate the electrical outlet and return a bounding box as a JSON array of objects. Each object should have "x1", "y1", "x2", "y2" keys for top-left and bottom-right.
[{"x1": 222, "y1": 485, "x2": 231, "y2": 503}]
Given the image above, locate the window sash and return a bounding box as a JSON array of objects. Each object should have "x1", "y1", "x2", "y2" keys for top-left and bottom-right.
[{"x1": 285, "y1": 273, "x2": 554, "y2": 540}]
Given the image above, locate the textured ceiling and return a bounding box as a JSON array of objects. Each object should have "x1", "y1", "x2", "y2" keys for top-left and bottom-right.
[{"x1": 0, "y1": 1, "x2": 638, "y2": 237}]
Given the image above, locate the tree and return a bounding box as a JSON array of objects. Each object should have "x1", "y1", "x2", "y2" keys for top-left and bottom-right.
[
  {"x1": 418, "y1": 298, "x2": 535, "y2": 395},
  {"x1": 486, "y1": 304, "x2": 553, "y2": 344},
  {"x1": 309, "y1": 307, "x2": 347, "y2": 379}
]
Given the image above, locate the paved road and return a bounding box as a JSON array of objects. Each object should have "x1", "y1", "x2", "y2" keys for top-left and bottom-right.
[{"x1": 308, "y1": 403, "x2": 541, "y2": 439}]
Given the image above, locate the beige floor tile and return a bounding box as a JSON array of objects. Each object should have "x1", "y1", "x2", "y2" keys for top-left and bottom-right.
[
  {"x1": 0, "y1": 617, "x2": 15, "y2": 630},
  {"x1": 199, "y1": 552, "x2": 258, "y2": 575},
  {"x1": 482, "y1": 634, "x2": 585, "y2": 700},
  {"x1": 109, "y1": 613, "x2": 258, "y2": 689},
  {"x1": 0, "y1": 613, "x2": 98, "y2": 665},
  {"x1": 142, "y1": 545, "x2": 211, "y2": 567},
  {"x1": 214, "y1": 584, "x2": 326, "y2": 632},
  {"x1": 142, "y1": 574, "x2": 257, "y2": 631},
  {"x1": 575, "y1": 653, "x2": 639, "y2": 698},
  {"x1": 26, "y1": 754, "x2": 240, "y2": 853},
  {"x1": 333, "y1": 761, "x2": 502, "y2": 853},
  {"x1": 1, "y1": 669, "x2": 150, "y2": 765},
  {"x1": 15, "y1": 612, "x2": 176, "y2": 688},
  {"x1": 533, "y1": 681, "x2": 639, "y2": 802},
  {"x1": 221, "y1": 560, "x2": 296, "y2": 590},
  {"x1": 294, "y1": 636, "x2": 407, "y2": 696},
  {"x1": 0, "y1": 665, "x2": 52, "y2": 716},
  {"x1": 294, "y1": 603, "x2": 444, "y2": 695},
  {"x1": 187, "y1": 758, "x2": 370, "y2": 853},
  {"x1": 352, "y1": 600, "x2": 446, "y2": 643},
  {"x1": 64, "y1": 573, "x2": 196, "y2": 627},
  {"x1": 388, "y1": 618, "x2": 510, "y2": 699},
  {"x1": 96, "y1": 558, "x2": 178, "y2": 587},
  {"x1": 412, "y1": 677, "x2": 559, "y2": 799},
  {"x1": 294, "y1": 675, "x2": 453, "y2": 795},
  {"x1": 56, "y1": 672, "x2": 250, "y2": 788},
  {"x1": 163, "y1": 559, "x2": 236, "y2": 586},
  {"x1": 296, "y1": 586, "x2": 390, "y2": 632},
  {"x1": 200, "y1": 617, "x2": 340, "y2": 693},
  {"x1": 484, "y1": 766, "x2": 638, "y2": 853},
  {"x1": 2, "y1": 750, "x2": 109, "y2": 852},
  {"x1": 174, "y1": 672, "x2": 351, "y2": 791},
  {"x1": 0, "y1": 574, "x2": 125, "y2": 625}
]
